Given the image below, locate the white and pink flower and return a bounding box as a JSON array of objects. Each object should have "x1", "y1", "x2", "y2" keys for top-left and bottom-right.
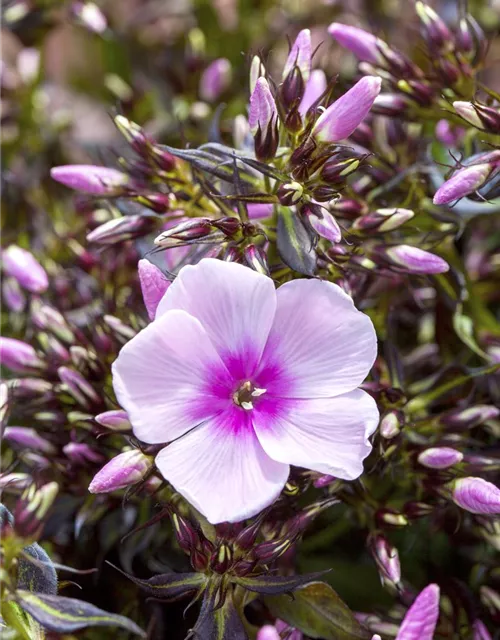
[{"x1": 112, "y1": 259, "x2": 378, "y2": 523}]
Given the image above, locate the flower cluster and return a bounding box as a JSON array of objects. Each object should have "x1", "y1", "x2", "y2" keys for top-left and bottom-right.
[{"x1": 2, "y1": 1, "x2": 500, "y2": 639}]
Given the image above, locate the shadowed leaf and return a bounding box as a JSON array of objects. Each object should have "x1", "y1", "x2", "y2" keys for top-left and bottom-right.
[
  {"x1": 192, "y1": 588, "x2": 247, "y2": 640},
  {"x1": 232, "y1": 570, "x2": 329, "y2": 595},
  {"x1": 109, "y1": 563, "x2": 208, "y2": 601},
  {"x1": 16, "y1": 590, "x2": 146, "y2": 637},
  {"x1": 264, "y1": 581, "x2": 370, "y2": 640},
  {"x1": 277, "y1": 206, "x2": 317, "y2": 276}
]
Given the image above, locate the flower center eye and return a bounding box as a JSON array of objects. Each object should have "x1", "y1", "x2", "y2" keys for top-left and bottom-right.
[{"x1": 232, "y1": 381, "x2": 267, "y2": 411}]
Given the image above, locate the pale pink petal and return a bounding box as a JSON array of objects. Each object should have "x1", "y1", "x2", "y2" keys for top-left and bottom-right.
[
  {"x1": 253, "y1": 389, "x2": 378, "y2": 479},
  {"x1": 112, "y1": 309, "x2": 231, "y2": 444},
  {"x1": 156, "y1": 259, "x2": 277, "y2": 379},
  {"x1": 396, "y1": 584, "x2": 440, "y2": 640},
  {"x1": 138, "y1": 259, "x2": 170, "y2": 320},
  {"x1": 259, "y1": 279, "x2": 377, "y2": 398},
  {"x1": 155, "y1": 408, "x2": 289, "y2": 524}
]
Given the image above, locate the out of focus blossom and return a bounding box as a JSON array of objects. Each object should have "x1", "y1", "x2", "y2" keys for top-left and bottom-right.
[
  {"x1": 199, "y1": 58, "x2": 232, "y2": 102},
  {"x1": 417, "y1": 447, "x2": 463, "y2": 469},
  {"x1": 2, "y1": 245, "x2": 48, "y2": 293},
  {"x1": 51, "y1": 165, "x2": 130, "y2": 195},
  {"x1": 0, "y1": 338, "x2": 44, "y2": 373}
]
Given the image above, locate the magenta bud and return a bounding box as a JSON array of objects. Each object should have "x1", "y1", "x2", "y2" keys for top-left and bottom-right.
[
  {"x1": 8, "y1": 378, "x2": 53, "y2": 400},
  {"x1": 417, "y1": 447, "x2": 463, "y2": 469},
  {"x1": 313, "y1": 474, "x2": 338, "y2": 489},
  {"x1": 95, "y1": 409, "x2": 131, "y2": 431},
  {"x1": 3, "y1": 427, "x2": 56, "y2": 455},
  {"x1": 87, "y1": 215, "x2": 156, "y2": 245},
  {"x1": 299, "y1": 69, "x2": 327, "y2": 116},
  {"x1": 138, "y1": 259, "x2": 170, "y2": 321},
  {"x1": 2, "y1": 245, "x2": 48, "y2": 293},
  {"x1": 433, "y1": 156, "x2": 500, "y2": 205},
  {"x1": 14, "y1": 481, "x2": 59, "y2": 540},
  {"x1": 368, "y1": 534, "x2": 401, "y2": 586},
  {"x1": 396, "y1": 583, "x2": 440, "y2": 640},
  {"x1": 472, "y1": 620, "x2": 492, "y2": 640},
  {"x1": 31, "y1": 300, "x2": 74, "y2": 343},
  {"x1": 51, "y1": 165, "x2": 129, "y2": 195},
  {"x1": 58, "y1": 366, "x2": 100, "y2": 407},
  {"x1": 243, "y1": 244, "x2": 270, "y2": 276},
  {"x1": 89, "y1": 449, "x2": 152, "y2": 493},
  {"x1": 257, "y1": 626, "x2": 280, "y2": 640},
  {"x1": 199, "y1": 58, "x2": 232, "y2": 103},
  {"x1": 415, "y1": 2, "x2": 453, "y2": 50},
  {"x1": 63, "y1": 442, "x2": 104, "y2": 465},
  {"x1": 451, "y1": 477, "x2": 500, "y2": 514},
  {"x1": 353, "y1": 208, "x2": 414, "y2": 233},
  {"x1": 313, "y1": 76, "x2": 381, "y2": 143},
  {"x1": 379, "y1": 245, "x2": 449, "y2": 274},
  {"x1": 283, "y1": 29, "x2": 312, "y2": 83},
  {"x1": 0, "y1": 338, "x2": 44, "y2": 373},
  {"x1": 302, "y1": 205, "x2": 342, "y2": 243},
  {"x1": 248, "y1": 77, "x2": 279, "y2": 161},
  {"x1": 328, "y1": 23, "x2": 384, "y2": 65},
  {"x1": 154, "y1": 218, "x2": 214, "y2": 247},
  {"x1": 2, "y1": 277, "x2": 26, "y2": 312},
  {"x1": 442, "y1": 405, "x2": 499, "y2": 429}
]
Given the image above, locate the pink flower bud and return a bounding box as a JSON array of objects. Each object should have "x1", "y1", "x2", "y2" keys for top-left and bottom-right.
[
  {"x1": 435, "y1": 119, "x2": 464, "y2": 146},
  {"x1": 257, "y1": 625, "x2": 280, "y2": 640},
  {"x1": 199, "y1": 58, "x2": 232, "y2": 102},
  {"x1": 51, "y1": 165, "x2": 129, "y2": 195},
  {"x1": 299, "y1": 69, "x2": 327, "y2": 116},
  {"x1": 353, "y1": 208, "x2": 414, "y2": 233},
  {"x1": 86, "y1": 215, "x2": 155, "y2": 245},
  {"x1": 282, "y1": 29, "x2": 312, "y2": 83},
  {"x1": 249, "y1": 77, "x2": 277, "y2": 135},
  {"x1": 380, "y1": 410, "x2": 403, "y2": 439},
  {"x1": 453, "y1": 101, "x2": 484, "y2": 128},
  {"x1": 369, "y1": 534, "x2": 401, "y2": 586},
  {"x1": 417, "y1": 447, "x2": 463, "y2": 469},
  {"x1": 63, "y1": 442, "x2": 104, "y2": 465},
  {"x1": 2, "y1": 245, "x2": 48, "y2": 293},
  {"x1": 328, "y1": 23, "x2": 384, "y2": 65},
  {"x1": 88, "y1": 449, "x2": 152, "y2": 493},
  {"x1": 0, "y1": 338, "x2": 44, "y2": 373},
  {"x1": 72, "y1": 2, "x2": 107, "y2": 33},
  {"x1": 2, "y1": 277, "x2": 26, "y2": 312},
  {"x1": 415, "y1": 2, "x2": 453, "y2": 50},
  {"x1": 433, "y1": 162, "x2": 497, "y2": 205},
  {"x1": 381, "y1": 245, "x2": 449, "y2": 274},
  {"x1": 395, "y1": 583, "x2": 440, "y2": 640},
  {"x1": 138, "y1": 259, "x2": 171, "y2": 321},
  {"x1": 453, "y1": 101, "x2": 500, "y2": 134},
  {"x1": 312, "y1": 76, "x2": 381, "y2": 143},
  {"x1": 451, "y1": 477, "x2": 500, "y2": 514},
  {"x1": 249, "y1": 55, "x2": 265, "y2": 94},
  {"x1": 154, "y1": 218, "x2": 214, "y2": 247},
  {"x1": 95, "y1": 409, "x2": 131, "y2": 431},
  {"x1": 302, "y1": 205, "x2": 342, "y2": 243},
  {"x1": 442, "y1": 405, "x2": 499, "y2": 429},
  {"x1": 58, "y1": 366, "x2": 100, "y2": 406},
  {"x1": 3, "y1": 427, "x2": 56, "y2": 455},
  {"x1": 472, "y1": 620, "x2": 492, "y2": 640}
]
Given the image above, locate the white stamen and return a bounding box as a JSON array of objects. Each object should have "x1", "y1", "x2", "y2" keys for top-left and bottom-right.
[
  {"x1": 251, "y1": 387, "x2": 267, "y2": 397},
  {"x1": 241, "y1": 401, "x2": 254, "y2": 411}
]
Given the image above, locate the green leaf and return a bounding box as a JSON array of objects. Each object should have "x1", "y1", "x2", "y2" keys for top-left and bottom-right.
[
  {"x1": 193, "y1": 588, "x2": 248, "y2": 640},
  {"x1": 232, "y1": 571, "x2": 329, "y2": 595},
  {"x1": 452, "y1": 305, "x2": 488, "y2": 359},
  {"x1": 110, "y1": 563, "x2": 208, "y2": 601},
  {"x1": 15, "y1": 590, "x2": 146, "y2": 637},
  {"x1": 276, "y1": 206, "x2": 317, "y2": 276},
  {"x1": 264, "y1": 581, "x2": 370, "y2": 640}
]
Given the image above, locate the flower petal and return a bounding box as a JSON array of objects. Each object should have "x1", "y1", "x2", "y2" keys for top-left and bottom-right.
[
  {"x1": 259, "y1": 279, "x2": 377, "y2": 397},
  {"x1": 112, "y1": 309, "x2": 231, "y2": 444},
  {"x1": 156, "y1": 259, "x2": 277, "y2": 379},
  {"x1": 253, "y1": 389, "x2": 378, "y2": 479},
  {"x1": 155, "y1": 408, "x2": 289, "y2": 523}
]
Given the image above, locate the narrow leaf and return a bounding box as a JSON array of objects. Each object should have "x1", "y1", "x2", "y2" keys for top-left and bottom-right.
[
  {"x1": 16, "y1": 590, "x2": 146, "y2": 637},
  {"x1": 264, "y1": 581, "x2": 369, "y2": 640},
  {"x1": 232, "y1": 571, "x2": 329, "y2": 595},
  {"x1": 109, "y1": 563, "x2": 208, "y2": 601},
  {"x1": 277, "y1": 206, "x2": 317, "y2": 276}
]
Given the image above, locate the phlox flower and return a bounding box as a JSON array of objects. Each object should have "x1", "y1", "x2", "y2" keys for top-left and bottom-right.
[{"x1": 112, "y1": 259, "x2": 378, "y2": 523}]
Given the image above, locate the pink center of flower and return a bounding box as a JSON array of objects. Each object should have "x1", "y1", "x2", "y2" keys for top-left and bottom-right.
[{"x1": 232, "y1": 380, "x2": 267, "y2": 411}]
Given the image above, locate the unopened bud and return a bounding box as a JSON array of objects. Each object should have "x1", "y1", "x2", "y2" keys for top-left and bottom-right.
[
  {"x1": 200, "y1": 58, "x2": 232, "y2": 102},
  {"x1": 396, "y1": 583, "x2": 440, "y2": 640},
  {"x1": 0, "y1": 473, "x2": 31, "y2": 492},
  {"x1": 2, "y1": 245, "x2": 48, "y2": 294},
  {"x1": 104, "y1": 315, "x2": 136, "y2": 341},
  {"x1": 372, "y1": 94, "x2": 410, "y2": 117},
  {"x1": 321, "y1": 156, "x2": 360, "y2": 185},
  {"x1": 0, "y1": 338, "x2": 44, "y2": 373},
  {"x1": 380, "y1": 410, "x2": 404, "y2": 439},
  {"x1": 472, "y1": 619, "x2": 492, "y2": 640},
  {"x1": 248, "y1": 77, "x2": 279, "y2": 161},
  {"x1": 31, "y1": 301, "x2": 74, "y2": 343},
  {"x1": 480, "y1": 586, "x2": 500, "y2": 616},
  {"x1": 302, "y1": 205, "x2": 342, "y2": 243},
  {"x1": 353, "y1": 208, "x2": 414, "y2": 233},
  {"x1": 210, "y1": 543, "x2": 233, "y2": 574},
  {"x1": 249, "y1": 55, "x2": 265, "y2": 94},
  {"x1": 154, "y1": 218, "x2": 213, "y2": 247},
  {"x1": 2, "y1": 277, "x2": 26, "y2": 312},
  {"x1": 3, "y1": 427, "x2": 56, "y2": 455},
  {"x1": 8, "y1": 378, "x2": 53, "y2": 400},
  {"x1": 441, "y1": 405, "x2": 499, "y2": 430},
  {"x1": 277, "y1": 182, "x2": 303, "y2": 206},
  {"x1": 453, "y1": 101, "x2": 500, "y2": 134},
  {"x1": 450, "y1": 477, "x2": 500, "y2": 514},
  {"x1": 376, "y1": 244, "x2": 449, "y2": 274},
  {"x1": 403, "y1": 501, "x2": 434, "y2": 519},
  {"x1": 376, "y1": 509, "x2": 408, "y2": 528},
  {"x1": 51, "y1": 165, "x2": 129, "y2": 196},
  {"x1": 89, "y1": 449, "x2": 152, "y2": 493},
  {"x1": 243, "y1": 244, "x2": 270, "y2": 275},
  {"x1": 172, "y1": 512, "x2": 200, "y2": 553},
  {"x1": 417, "y1": 447, "x2": 463, "y2": 469},
  {"x1": 368, "y1": 534, "x2": 401, "y2": 587},
  {"x1": 58, "y1": 366, "x2": 100, "y2": 407},
  {"x1": 138, "y1": 259, "x2": 170, "y2": 321},
  {"x1": 87, "y1": 214, "x2": 156, "y2": 245},
  {"x1": 63, "y1": 442, "x2": 104, "y2": 465},
  {"x1": 72, "y1": 2, "x2": 107, "y2": 33},
  {"x1": 253, "y1": 536, "x2": 294, "y2": 564},
  {"x1": 415, "y1": 2, "x2": 453, "y2": 51},
  {"x1": 433, "y1": 153, "x2": 500, "y2": 205}
]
